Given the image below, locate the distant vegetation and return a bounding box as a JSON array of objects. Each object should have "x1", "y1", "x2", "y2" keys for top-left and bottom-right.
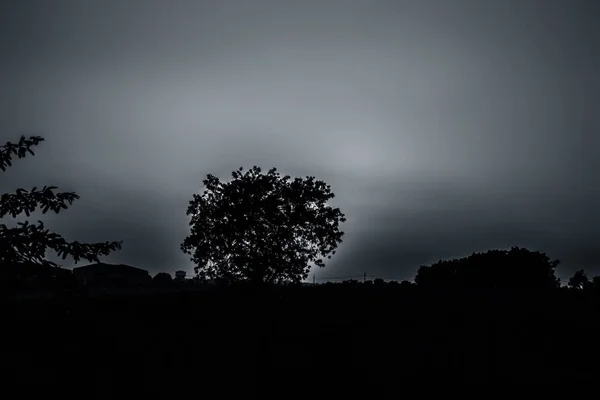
[
  {"x1": 415, "y1": 247, "x2": 560, "y2": 289},
  {"x1": 2, "y1": 135, "x2": 598, "y2": 296}
]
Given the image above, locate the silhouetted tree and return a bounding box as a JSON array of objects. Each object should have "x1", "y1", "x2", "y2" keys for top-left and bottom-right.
[
  {"x1": 399, "y1": 280, "x2": 416, "y2": 288},
  {"x1": 414, "y1": 247, "x2": 560, "y2": 289},
  {"x1": 181, "y1": 166, "x2": 346, "y2": 285},
  {"x1": 0, "y1": 135, "x2": 122, "y2": 289},
  {"x1": 374, "y1": 278, "x2": 385, "y2": 286},
  {"x1": 588, "y1": 276, "x2": 600, "y2": 297},
  {"x1": 153, "y1": 272, "x2": 173, "y2": 286},
  {"x1": 568, "y1": 269, "x2": 589, "y2": 290}
]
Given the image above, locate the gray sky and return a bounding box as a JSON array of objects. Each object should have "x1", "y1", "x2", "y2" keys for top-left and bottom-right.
[{"x1": 1, "y1": 0, "x2": 598, "y2": 282}]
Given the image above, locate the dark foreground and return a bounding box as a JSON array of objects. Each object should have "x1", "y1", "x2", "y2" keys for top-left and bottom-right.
[{"x1": 5, "y1": 285, "x2": 600, "y2": 395}]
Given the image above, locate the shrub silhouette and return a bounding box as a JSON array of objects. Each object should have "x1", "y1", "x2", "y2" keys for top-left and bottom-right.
[
  {"x1": 415, "y1": 246, "x2": 560, "y2": 289},
  {"x1": 153, "y1": 272, "x2": 173, "y2": 286},
  {"x1": 568, "y1": 269, "x2": 589, "y2": 290},
  {"x1": 181, "y1": 166, "x2": 346, "y2": 284}
]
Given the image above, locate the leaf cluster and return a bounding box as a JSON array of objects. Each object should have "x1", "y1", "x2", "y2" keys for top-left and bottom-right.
[{"x1": 0, "y1": 135, "x2": 122, "y2": 269}]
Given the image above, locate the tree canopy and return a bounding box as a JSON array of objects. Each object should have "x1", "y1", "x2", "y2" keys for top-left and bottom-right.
[
  {"x1": 0, "y1": 135, "x2": 123, "y2": 272},
  {"x1": 415, "y1": 247, "x2": 561, "y2": 289},
  {"x1": 153, "y1": 272, "x2": 173, "y2": 286},
  {"x1": 568, "y1": 269, "x2": 589, "y2": 290},
  {"x1": 181, "y1": 166, "x2": 346, "y2": 284}
]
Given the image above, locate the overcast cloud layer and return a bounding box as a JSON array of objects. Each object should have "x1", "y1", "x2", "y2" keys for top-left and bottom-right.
[{"x1": 1, "y1": 0, "x2": 598, "y2": 282}]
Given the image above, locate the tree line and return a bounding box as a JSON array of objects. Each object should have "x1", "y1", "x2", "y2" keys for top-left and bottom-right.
[{"x1": 1, "y1": 134, "x2": 594, "y2": 294}]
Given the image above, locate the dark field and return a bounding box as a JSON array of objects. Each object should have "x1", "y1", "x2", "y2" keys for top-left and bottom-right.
[{"x1": 5, "y1": 285, "x2": 600, "y2": 394}]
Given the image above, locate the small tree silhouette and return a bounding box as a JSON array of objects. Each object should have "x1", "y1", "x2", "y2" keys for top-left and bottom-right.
[
  {"x1": 181, "y1": 166, "x2": 346, "y2": 284},
  {"x1": 153, "y1": 272, "x2": 173, "y2": 286},
  {"x1": 568, "y1": 269, "x2": 589, "y2": 290},
  {"x1": 0, "y1": 135, "x2": 122, "y2": 274}
]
